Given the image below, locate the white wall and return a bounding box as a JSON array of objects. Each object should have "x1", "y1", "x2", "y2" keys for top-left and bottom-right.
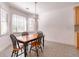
[{"x1": 39, "y1": 6, "x2": 75, "y2": 46}]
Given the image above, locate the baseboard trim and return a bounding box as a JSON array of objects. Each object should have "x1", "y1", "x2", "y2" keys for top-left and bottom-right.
[{"x1": 45, "y1": 40, "x2": 75, "y2": 47}]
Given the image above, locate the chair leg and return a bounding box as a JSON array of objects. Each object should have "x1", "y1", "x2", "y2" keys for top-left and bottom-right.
[
  {"x1": 26, "y1": 45, "x2": 28, "y2": 51},
  {"x1": 21, "y1": 48, "x2": 22, "y2": 52},
  {"x1": 43, "y1": 36, "x2": 44, "y2": 49},
  {"x1": 35, "y1": 46, "x2": 39, "y2": 57},
  {"x1": 29, "y1": 45, "x2": 32, "y2": 53},
  {"x1": 11, "y1": 51, "x2": 16, "y2": 57},
  {"x1": 16, "y1": 51, "x2": 18, "y2": 57},
  {"x1": 11, "y1": 51, "x2": 14, "y2": 57},
  {"x1": 40, "y1": 46, "x2": 43, "y2": 52}
]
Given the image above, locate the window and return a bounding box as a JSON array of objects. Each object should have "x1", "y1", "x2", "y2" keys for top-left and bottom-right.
[
  {"x1": 28, "y1": 18, "x2": 36, "y2": 32},
  {"x1": 0, "y1": 8, "x2": 8, "y2": 35},
  {"x1": 12, "y1": 14, "x2": 37, "y2": 33},
  {"x1": 12, "y1": 14, "x2": 27, "y2": 32}
]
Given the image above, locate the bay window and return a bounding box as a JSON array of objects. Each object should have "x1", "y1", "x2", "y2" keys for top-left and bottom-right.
[
  {"x1": 12, "y1": 14, "x2": 37, "y2": 33},
  {"x1": 0, "y1": 8, "x2": 8, "y2": 35},
  {"x1": 12, "y1": 14, "x2": 27, "y2": 32}
]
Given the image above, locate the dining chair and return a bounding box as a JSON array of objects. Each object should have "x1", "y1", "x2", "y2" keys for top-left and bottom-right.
[
  {"x1": 10, "y1": 34, "x2": 23, "y2": 57},
  {"x1": 29, "y1": 35, "x2": 43, "y2": 56},
  {"x1": 37, "y1": 31, "x2": 45, "y2": 48},
  {"x1": 22, "y1": 32, "x2": 29, "y2": 36},
  {"x1": 22, "y1": 32, "x2": 29, "y2": 50}
]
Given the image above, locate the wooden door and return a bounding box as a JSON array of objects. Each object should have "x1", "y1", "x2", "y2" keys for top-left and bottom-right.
[
  {"x1": 77, "y1": 32, "x2": 79, "y2": 48},
  {"x1": 75, "y1": 7, "x2": 79, "y2": 24},
  {"x1": 75, "y1": 6, "x2": 79, "y2": 48}
]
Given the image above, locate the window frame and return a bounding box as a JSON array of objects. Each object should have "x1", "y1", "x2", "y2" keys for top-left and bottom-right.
[
  {"x1": 0, "y1": 8, "x2": 8, "y2": 36},
  {"x1": 12, "y1": 14, "x2": 37, "y2": 33},
  {"x1": 12, "y1": 14, "x2": 27, "y2": 33}
]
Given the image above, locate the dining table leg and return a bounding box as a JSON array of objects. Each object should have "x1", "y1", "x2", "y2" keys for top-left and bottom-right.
[
  {"x1": 24, "y1": 43, "x2": 27, "y2": 57},
  {"x1": 43, "y1": 36, "x2": 44, "y2": 48}
]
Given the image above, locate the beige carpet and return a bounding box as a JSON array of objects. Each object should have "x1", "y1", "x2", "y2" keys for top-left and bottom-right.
[{"x1": 0, "y1": 41, "x2": 79, "y2": 57}]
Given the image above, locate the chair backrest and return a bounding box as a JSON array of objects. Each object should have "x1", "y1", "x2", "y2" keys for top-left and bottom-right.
[
  {"x1": 37, "y1": 31, "x2": 44, "y2": 37},
  {"x1": 22, "y1": 32, "x2": 29, "y2": 36},
  {"x1": 10, "y1": 34, "x2": 19, "y2": 49},
  {"x1": 37, "y1": 31, "x2": 44, "y2": 43}
]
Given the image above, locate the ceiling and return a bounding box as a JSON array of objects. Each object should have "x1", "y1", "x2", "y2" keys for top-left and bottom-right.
[{"x1": 8, "y1": 2, "x2": 79, "y2": 14}]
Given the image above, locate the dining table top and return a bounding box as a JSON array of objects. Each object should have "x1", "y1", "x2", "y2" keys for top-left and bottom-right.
[{"x1": 16, "y1": 33, "x2": 38, "y2": 43}]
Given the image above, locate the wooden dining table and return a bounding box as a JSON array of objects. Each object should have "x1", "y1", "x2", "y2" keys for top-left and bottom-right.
[{"x1": 16, "y1": 33, "x2": 42, "y2": 57}]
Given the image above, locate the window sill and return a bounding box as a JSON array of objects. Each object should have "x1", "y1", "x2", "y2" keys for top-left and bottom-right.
[{"x1": 0, "y1": 33, "x2": 9, "y2": 37}]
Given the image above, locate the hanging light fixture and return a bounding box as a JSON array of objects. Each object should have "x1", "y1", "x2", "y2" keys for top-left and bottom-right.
[
  {"x1": 35, "y1": 2, "x2": 37, "y2": 20},
  {"x1": 34, "y1": 2, "x2": 38, "y2": 32}
]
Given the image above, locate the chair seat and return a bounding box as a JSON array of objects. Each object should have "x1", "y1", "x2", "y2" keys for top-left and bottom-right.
[
  {"x1": 31, "y1": 41, "x2": 41, "y2": 47},
  {"x1": 13, "y1": 45, "x2": 23, "y2": 51}
]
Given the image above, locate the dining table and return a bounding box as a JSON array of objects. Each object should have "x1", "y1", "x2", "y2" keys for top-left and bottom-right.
[{"x1": 16, "y1": 33, "x2": 44, "y2": 57}]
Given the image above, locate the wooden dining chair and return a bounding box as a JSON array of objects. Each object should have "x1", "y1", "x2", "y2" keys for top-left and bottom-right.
[
  {"x1": 37, "y1": 31, "x2": 45, "y2": 48},
  {"x1": 22, "y1": 32, "x2": 29, "y2": 36},
  {"x1": 22, "y1": 32, "x2": 29, "y2": 50},
  {"x1": 10, "y1": 34, "x2": 23, "y2": 57},
  {"x1": 29, "y1": 35, "x2": 43, "y2": 56}
]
